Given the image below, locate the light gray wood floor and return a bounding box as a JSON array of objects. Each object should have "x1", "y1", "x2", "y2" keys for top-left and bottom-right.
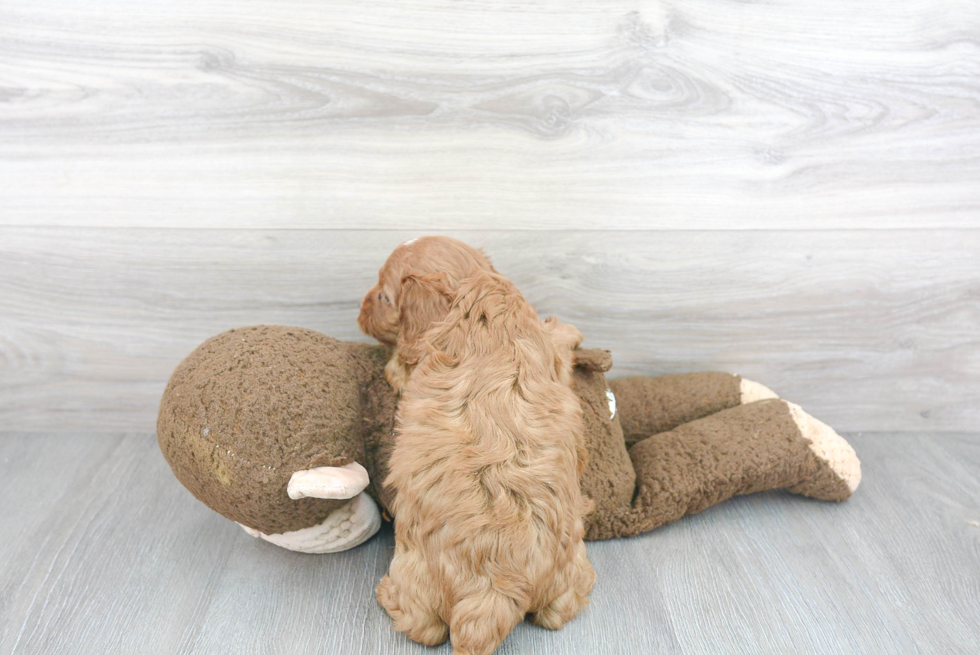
[{"x1": 2, "y1": 432, "x2": 977, "y2": 655}]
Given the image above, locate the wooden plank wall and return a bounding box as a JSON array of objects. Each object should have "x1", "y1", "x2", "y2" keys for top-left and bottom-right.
[{"x1": 1, "y1": 0, "x2": 978, "y2": 433}]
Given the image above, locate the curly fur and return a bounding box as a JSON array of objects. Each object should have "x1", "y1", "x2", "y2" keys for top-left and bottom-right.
[
  {"x1": 357, "y1": 236, "x2": 496, "y2": 391},
  {"x1": 375, "y1": 268, "x2": 595, "y2": 655}
]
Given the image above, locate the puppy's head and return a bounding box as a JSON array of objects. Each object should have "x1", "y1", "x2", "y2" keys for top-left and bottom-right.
[
  {"x1": 357, "y1": 276, "x2": 400, "y2": 346},
  {"x1": 358, "y1": 236, "x2": 494, "y2": 352}
]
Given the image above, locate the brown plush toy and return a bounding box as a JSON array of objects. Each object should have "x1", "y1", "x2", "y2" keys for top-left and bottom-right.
[{"x1": 158, "y1": 325, "x2": 861, "y2": 553}]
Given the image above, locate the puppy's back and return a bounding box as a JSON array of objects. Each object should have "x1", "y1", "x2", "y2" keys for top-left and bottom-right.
[{"x1": 387, "y1": 272, "x2": 593, "y2": 652}]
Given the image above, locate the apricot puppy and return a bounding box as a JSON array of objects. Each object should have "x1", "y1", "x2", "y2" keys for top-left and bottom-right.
[
  {"x1": 357, "y1": 236, "x2": 495, "y2": 391},
  {"x1": 374, "y1": 266, "x2": 595, "y2": 655}
]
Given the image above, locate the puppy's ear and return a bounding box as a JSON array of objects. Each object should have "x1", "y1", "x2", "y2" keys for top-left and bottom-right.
[{"x1": 396, "y1": 273, "x2": 454, "y2": 365}]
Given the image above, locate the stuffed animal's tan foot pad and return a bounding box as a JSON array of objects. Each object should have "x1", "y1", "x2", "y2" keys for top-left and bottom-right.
[
  {"x1": 287, "y1": 462, "x2": 370, "y2": 500},
  {"x1": 739, "y1": 377, "x2": 779, "y2": 403},
  {"x1": 237, "y1": 492, "x2": 382, "y2": 553},
  {"x1": 786, "y1": 402, "x2": 862, "y2": 499}
]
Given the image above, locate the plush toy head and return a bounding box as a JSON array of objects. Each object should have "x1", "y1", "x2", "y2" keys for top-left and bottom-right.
[{"x1": 157, "y1": 325, "x2": 389, "y2": 535}]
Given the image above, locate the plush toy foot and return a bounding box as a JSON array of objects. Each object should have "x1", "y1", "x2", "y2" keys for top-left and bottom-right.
[
  {"x1": 238, "y1": 492, "x2": 382, "y2": 553},
  {"x1": 740, "y1": 378, "x2": 778, "y2": 403},
  {"x1": 585, "y1": 398, "x2": 861, "y2": 541},
  {"x1": 785, "y1": 402, "x2": 861, "y2": 499}
]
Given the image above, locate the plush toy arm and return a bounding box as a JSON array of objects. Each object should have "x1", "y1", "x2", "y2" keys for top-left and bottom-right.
[{"x1": 585, "y1": 398, "x2": 860, "y2": 541}]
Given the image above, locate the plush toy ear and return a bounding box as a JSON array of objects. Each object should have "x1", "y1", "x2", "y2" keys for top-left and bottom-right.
[
  {"x1": 573, "y1": 348, "x2": 613, "y2": 373},
  {"x1": 543, "y1": 316, "x2": 583, "y2": 351},
  {"x1": 396, "y1": 273, "x2": 454, "y2": 365}
]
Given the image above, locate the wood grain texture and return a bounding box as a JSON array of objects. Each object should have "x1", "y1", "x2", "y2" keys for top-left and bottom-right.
[
  {"x1": 1, "y1": 432, "x2": 977, "y2": 654},
  {"x1": 2, "y1": 0, "x2": 979, "y2": 229},
  {"x1": 2, "y1": 227, "x2": 978, "y2": 433}
]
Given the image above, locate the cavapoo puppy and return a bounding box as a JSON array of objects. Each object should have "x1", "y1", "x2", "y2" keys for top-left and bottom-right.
[
  {"x1": 357, "y1": 236, "x2": 496, "y2": 392},
  {"x1": 365, "y1": 239, "x2": 595, "y2": 655}
]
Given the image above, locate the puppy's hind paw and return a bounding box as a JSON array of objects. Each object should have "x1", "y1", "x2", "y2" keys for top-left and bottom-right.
[
  {"x1": 377, "y1": 575, "x2": 448, "y2": 646},
  {"x1": 376, "y1": 575, "x2": 399, "y2": 614}
]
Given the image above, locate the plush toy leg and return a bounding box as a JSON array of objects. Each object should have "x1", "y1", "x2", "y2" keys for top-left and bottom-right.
[
  {"x1": 238, "y1": 492, "x2": 382, "y2": 553},
  {"x1": 609, "y1": 373, "x2": 777, "y2": 448},
  {"x1": 584, "y1": 399, "x2": 861, "y2": 541}
]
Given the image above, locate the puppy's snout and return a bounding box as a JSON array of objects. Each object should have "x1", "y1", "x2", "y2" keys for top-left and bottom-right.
[{"x1": 359, "y1": 284, "x2": 399, "y2": 344}]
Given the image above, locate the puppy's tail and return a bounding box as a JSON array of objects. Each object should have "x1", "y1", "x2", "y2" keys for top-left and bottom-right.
[{"x1": 449, "y1": 588, "x2": 524, "y2": 655}]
